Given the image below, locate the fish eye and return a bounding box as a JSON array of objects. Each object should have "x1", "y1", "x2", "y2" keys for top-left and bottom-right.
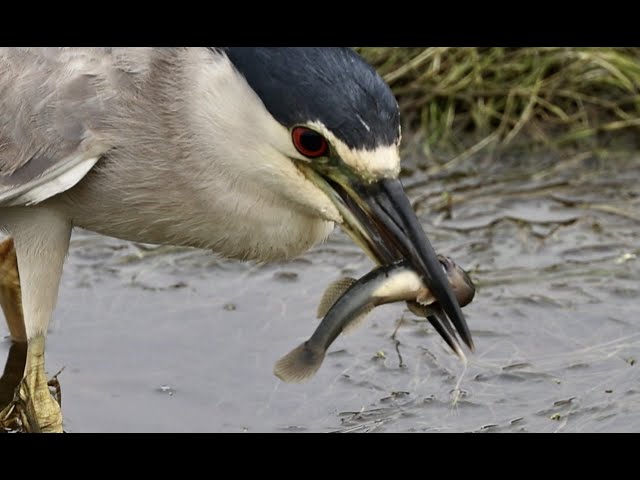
[
  {"x1": 438, "y1": 257, "x2": 451, "y2": 273},
  {"x1": 292, "y1": 127, "x2": 329, "y2": 159}
]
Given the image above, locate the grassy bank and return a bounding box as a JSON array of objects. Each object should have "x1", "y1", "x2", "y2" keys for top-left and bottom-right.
[{"x1": 357, "y1": 48, "x2": 640, "y2": 160}]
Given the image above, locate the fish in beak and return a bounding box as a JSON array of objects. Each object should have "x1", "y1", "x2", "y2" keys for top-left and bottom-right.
[
  {"x1": 297, "y1": 163, "x2": 475, "y2": 354},
  {"x1": 274, "y1": 255, "x2": 475, "y2": 383}
]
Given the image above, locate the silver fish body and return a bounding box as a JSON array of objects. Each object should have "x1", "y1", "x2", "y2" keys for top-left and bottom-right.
[{"x1": 274, "y1": 255, "x2": 475, "y2": 383}]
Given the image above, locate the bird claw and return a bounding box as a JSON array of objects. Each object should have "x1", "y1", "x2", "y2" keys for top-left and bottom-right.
[
  {"x1": 0, "y1": 339, "x2": 64, "y2": 433},
  {"x1": 0, "y1": 373, "x2": 63, "y2": 433}
]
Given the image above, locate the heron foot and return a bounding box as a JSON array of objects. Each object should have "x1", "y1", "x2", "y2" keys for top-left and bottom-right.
[{"x1": 0, "y1": 336, "x2": 63, "y2": 433}]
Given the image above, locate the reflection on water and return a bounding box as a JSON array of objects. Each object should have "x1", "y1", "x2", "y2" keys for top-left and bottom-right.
[{"x1": 1, "y1": 152, "x2": 639, "y2": 432}]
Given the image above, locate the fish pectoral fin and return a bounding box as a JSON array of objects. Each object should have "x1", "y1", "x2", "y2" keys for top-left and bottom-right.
[
  {"x1": 416, "y1": 290, "x2": 435, "y2": 306},
  {"x1": 317, "y1": 277, "x2": 357, "y2": 318},
  {"x1": 407, "y1": 301, "x2": 431, "y2": 317},
  {"x1": 341, "y1": 304, "x2": 375, "y2": 335}
]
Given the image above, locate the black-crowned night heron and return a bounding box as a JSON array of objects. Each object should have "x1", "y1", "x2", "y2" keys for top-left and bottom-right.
[{"x1": 0, "y1": 47, "x2": 473, "y2": 432}]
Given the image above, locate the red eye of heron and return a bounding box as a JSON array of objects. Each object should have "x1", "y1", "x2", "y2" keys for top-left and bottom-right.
[{"x1": 292, "y1": 127, "x2": 329, "y2": 158}]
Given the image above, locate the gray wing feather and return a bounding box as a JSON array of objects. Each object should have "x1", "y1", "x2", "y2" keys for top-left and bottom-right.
[{"x1": 0, "y1": 48, "x2": 125, "y2": 206}]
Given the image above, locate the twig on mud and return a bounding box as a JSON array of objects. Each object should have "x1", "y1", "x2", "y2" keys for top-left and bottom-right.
[
  {"x1": 47, "y1": 366, "x2": 65, "y2": 407},
  {"x1": 390, "y1": 317, "x2": 406, "y2": 369},
  {"x1": 450, "y1": 361, "x2": 469, "y2": 409},
  {"x1": 581, "y1": 204, "x2": 640, "y2": 223},
  {"x1": 332, "y1": 419, "x2": 387, "y2": 433}
]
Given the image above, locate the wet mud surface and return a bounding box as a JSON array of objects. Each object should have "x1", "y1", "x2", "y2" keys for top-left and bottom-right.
[{"x1": 2, "y1": 153, "x2": 639, "y2": 432}]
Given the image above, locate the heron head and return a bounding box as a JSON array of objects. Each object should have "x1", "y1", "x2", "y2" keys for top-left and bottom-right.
[{"x1": 207, "y1": 47, "x2": 473, "y2": 351}]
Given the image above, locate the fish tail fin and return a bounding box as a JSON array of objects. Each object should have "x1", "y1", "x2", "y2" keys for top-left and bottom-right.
[{"x1": 273, "y1": 341, "x2": 326, "y2": 383}]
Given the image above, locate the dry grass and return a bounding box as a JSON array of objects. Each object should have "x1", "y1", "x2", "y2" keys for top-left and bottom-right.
[{"x1": 357, "y1": 48, "x2": 640, "y2": 159}]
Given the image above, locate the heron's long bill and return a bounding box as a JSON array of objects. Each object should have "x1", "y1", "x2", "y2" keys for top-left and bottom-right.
[{"x1": 300, "y1": 164, "x2": 474, "y2": 353}]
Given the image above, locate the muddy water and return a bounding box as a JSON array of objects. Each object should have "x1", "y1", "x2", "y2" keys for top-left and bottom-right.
[{"x1": 2, "y1": 153, "x2": 639, "y2": 432}]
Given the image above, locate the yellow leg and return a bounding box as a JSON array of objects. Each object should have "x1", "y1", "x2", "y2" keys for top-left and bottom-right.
[
  {"x1": 12, "y1": 336, "x2": 63, "y2": 433},
  {"x1": 0, "y1": 238, "x2": 26, "y2": 343},
  {"x1": 0, "y1": 237, "x2": 63, "y2": 433}
]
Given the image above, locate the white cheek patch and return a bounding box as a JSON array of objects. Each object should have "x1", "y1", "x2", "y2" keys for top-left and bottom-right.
[
  {"x1": 306, "y1": 121, "x2": 401, "y2": 181},
  {"x1": 340, "y1": 144, "x2": 401, "y2": 181}
]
